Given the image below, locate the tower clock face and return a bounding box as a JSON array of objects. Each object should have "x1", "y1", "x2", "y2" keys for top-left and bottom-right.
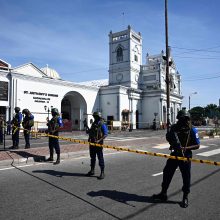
[{"x1": 116, "y1": 73, "x2": 123, "y2": 82}]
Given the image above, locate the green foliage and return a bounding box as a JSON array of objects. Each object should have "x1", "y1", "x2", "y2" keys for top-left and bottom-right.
[
  {"x1": 190, "y1": 104, "x2": 220, "y2": 123},
  {"x1": 204, "y1": 104, "x2": 220, "y2": 119},
  {"x1": 205, "y1": 129, "x2": 219, "y2": 136},
  {"x1": 207, "y1": 129, "x2": 214, "y2": 136},
  {"x1": 214, "y1": 128, "x2": 220, "y2": 135},
  {"x1": 189, "y1": 106, "x2": 205, "y2": 125}
]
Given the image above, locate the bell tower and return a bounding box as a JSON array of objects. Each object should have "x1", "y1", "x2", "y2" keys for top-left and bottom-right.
[{"x1": 108, "y1": 25, "x2": 142, "y2": 89}]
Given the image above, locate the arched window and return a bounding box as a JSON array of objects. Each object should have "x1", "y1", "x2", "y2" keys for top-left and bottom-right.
[
  {"x1": 134, "y1": 55, "x2": 138, "y2": 62},
  {"x1": 117, "y1": 47, "x2": 123, "y2": 62}
]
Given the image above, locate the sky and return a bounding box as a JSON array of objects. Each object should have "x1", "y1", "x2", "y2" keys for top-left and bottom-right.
[{"x1": 0, "y1": 0, "x2": 220, "y2": 108}]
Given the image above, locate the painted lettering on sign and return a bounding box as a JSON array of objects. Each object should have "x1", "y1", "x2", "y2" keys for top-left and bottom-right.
[
  {"x1": 24, "y1": 91, "x2": 58, "y2": 97},
  {"x1": 23, "y1": 90, "x2": 58, "y2": 104}
]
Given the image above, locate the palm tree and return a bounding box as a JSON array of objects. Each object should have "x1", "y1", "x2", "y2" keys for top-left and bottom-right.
[{"x1": 205, "y1": 104, "x2": 219, "y2": 119}]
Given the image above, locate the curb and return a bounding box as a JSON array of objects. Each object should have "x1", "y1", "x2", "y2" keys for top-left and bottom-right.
[
  {"x1": 0, "y1": 150, "x2": 91, "y2": 168},
  {"x1": 201, "y1": 135, "x2": 220, "y2": 139},
  {"x1": 202, "y1": 136, "x2": 210, "y2": 139}
]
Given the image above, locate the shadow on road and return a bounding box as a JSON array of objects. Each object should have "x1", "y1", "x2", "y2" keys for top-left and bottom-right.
[
  {"x1": 11, "y1": 166, "x2": 122, "y2": 220},
  {"x1": 121, "y1": 167, "x2": 220, "y2": 220},
  {"x1": 8, "y1": 158, "x2": 220, "y2": 220},
  {"x1": 87, "y1": 190, "x2": 179, "y2": 207},
  {"x1": 32, "y1": 169, "x2": 92, "y2": 178},
  {"x1": 9, "y1": 150, "x2": 46, "y2": 162}
]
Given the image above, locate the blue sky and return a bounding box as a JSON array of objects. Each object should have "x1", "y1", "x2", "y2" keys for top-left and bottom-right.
[{"x1": 0, "y1": 0, "x2": 220, "y2": 108}]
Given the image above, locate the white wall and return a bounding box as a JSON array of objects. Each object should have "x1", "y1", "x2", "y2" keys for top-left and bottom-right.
[
  {"x1": 11, "y1": 74, "x2": 99, "y2": 128},
  {"x1": 141, "y1": 95, "x2": 160, "y2": 128},
  {"x1": 100, "y1": 86, "x2": 130, "y2": 122}
]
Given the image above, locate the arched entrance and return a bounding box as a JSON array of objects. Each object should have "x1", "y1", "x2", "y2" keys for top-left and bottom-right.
[{"x1": 61, "y1": 91, "x2": 87, "y2": 130}]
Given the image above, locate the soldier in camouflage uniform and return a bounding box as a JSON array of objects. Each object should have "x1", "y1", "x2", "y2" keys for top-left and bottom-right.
[
  {"x1": 22, "y1": 109, "x2": 34, "y2": 149},
  {"x1": 86, "y1": 112, "x2": 108, "y2": 179},
  {"x1": 46, "y1": 108, "x2": 63, "y2": 165},
  {"x1": 11, "y1": 107, "x2": 22, "y2": 149},
  {"x1": 152, "y1": 110, "x2": 200, "y2": 208}
]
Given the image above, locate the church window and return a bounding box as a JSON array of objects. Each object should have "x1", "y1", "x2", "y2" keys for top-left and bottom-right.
[
  {"x1": 143, "y1": 75, "x2": 156, "y2": 81},
  {"x1": 134, "y1": 55, "x2": 138, "y2": 62},
  {"x1": 116, "y1": 47, "x2": 123, "y2": 62}
]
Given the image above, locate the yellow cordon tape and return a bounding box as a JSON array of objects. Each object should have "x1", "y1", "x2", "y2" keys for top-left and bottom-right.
[
  {"x1": 14, "y1": 127, "x2": 220, "y2": 166},
  {"x1": 47, "y1": 133, "x2": 220, "y2": 167}
]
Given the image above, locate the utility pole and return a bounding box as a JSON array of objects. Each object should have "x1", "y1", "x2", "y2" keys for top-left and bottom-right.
[
  {"x1": 165, "y1": 0, "x2": 170, "y2": 132},
  {"x1": 189, "y1": 95, "x2": 191, "y2": 110}
]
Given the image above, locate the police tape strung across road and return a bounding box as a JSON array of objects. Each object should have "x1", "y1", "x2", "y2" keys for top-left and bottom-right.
[
  {"x1": 13, "y1": 127, "x2": 220, "y2": 167},
  {"x1": 46, "y1": 133, "x2": 220, "y2": 167}
]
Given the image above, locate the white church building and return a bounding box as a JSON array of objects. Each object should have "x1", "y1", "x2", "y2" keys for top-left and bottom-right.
[{"x1": 0, "y1": 26, "x2": 182, "y2": 130}]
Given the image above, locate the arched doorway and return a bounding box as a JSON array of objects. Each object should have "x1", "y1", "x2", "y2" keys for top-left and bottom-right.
[
  {"x1": 61, "y1": 98, "x2": 71, "y2": 120},
  {"x1": 61, "y1": 91, "x2": 87, "y2": 130}
]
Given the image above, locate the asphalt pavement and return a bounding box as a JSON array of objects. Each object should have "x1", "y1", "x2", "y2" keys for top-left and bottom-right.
[
  {"x1": 0, "y1": 129, "x2": 167, "y2": 167},
  {"x1": 0, "y1": 129, "x2": 220, "y2": 219},
  {"x1": 0, "y1": 149, "x2": 219, "y2": 220}
]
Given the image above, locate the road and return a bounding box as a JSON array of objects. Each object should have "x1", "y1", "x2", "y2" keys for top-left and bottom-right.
[{"x1": 0, "y1": 134, "x2": 220, "y2": 220}]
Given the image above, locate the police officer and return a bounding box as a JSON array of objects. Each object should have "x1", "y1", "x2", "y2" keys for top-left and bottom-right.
[
  {"x1": 46, "y1": 108, "x2": 63, "y2": 165},
  {"x1": 86, "y1": 112, "x2": 108, "y2": 179},
  {"x1": 11, "y1": 107, "x2": 22, "y2": 149},
  {"x1": 22, "y1": 109, "x2": 34, "y2": 149},
  {"x1": 152, "y1": 110, "x2": 200, "y2": 208}
]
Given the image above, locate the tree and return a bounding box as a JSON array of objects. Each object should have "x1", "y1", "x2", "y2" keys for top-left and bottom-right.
[
  {"x1": 205, "y1": 104, "x2": 220, "y2": 119},
  {"x1": 189, "y1": 106, "x2": 205, "y2": 125}
]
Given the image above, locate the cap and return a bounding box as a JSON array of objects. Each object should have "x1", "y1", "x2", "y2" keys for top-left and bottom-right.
[
  {"x1": 51, "y1": 108, "x2": 59, "y2": 114},
  {"x1": 14, "y1": 107, "x2": 20, "y2": 112},
  {"x1": 92, "y1": 111, "x2": 102, "y2": 118},
  {"x1": 22, "y1": 109, "x2": 29, "y2": 114},
  {"x1": 176, "y1": 110, "x2": 191, "y2": 120}
]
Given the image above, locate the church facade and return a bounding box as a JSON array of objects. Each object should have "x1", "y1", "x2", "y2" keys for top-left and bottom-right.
[
  {"x1": 0, "y1": 26, "x2": 182, "y2": 130},
  {"x1": 100, "y1": 26, "x2": 182, "y2": 129}
]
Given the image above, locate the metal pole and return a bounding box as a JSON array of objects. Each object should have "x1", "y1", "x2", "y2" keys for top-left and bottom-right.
[
  {"x1": 189, "y1": 96, "x2": 191, "y2": 110},
  {"x1": 3, "y1": 122, "x2": 6, "y2": 150},
  {"x1": 165, "y1": 0, "x2": 170, "y2": 132}
]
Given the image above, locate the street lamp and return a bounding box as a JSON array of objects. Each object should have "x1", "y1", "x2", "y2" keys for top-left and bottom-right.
[
  {"x1": 44, "y1": 105, "x2": 53, "y2": 120},
  {"x1": 188, "y1": 92, "x2": 197, "y2": 110}
]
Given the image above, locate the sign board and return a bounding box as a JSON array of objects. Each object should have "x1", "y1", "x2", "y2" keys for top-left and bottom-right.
[
  {"x1": 0, "y1": 81, "x2": 8, "y2": 101},
  {"x1": 113, "y1": 121, "x2": 121, "y2": 127},
  {"x1": 23, "y1": 90, "x2": 58, "y2": 104}
]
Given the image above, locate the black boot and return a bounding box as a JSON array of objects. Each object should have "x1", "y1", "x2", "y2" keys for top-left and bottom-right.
[
  {"x1": 9, "y1": 146, "x2": 16, "y2": 149},
  {"x1": 97, "y1": 170, "x2": 105, "y2": 180},
  {"x1": 54, "y1": 154, "x2": 60, "y2": 165},
  {"x1": 46, "y1": 157, "x2": 53, "y2": 162},
  {"x1": 86, "y1": 168, "x2": 95, "y2": 176},
  {"x1": 180, "y1": 193, "x2": 188, "y2": 208},
  {"x1": 46, "y1": 150, "x2": 54, "y2": 162},
  {"x1": 152, "y1": 191, "x2": 168, "y2": 201}
]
